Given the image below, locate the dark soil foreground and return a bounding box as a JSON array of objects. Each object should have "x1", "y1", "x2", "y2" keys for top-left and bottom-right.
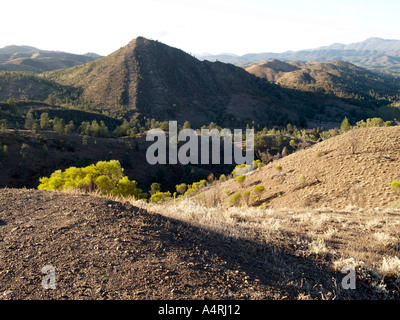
[{"x1": 0, "y1": 188, "x2": 393, "y2": 300}]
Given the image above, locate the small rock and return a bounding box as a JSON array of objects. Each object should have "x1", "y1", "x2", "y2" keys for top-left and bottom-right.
[
  {"x1": 171, "y1": 288, "x2": 182, "y2": 294},
  {"x1": 3, "y1": 289, "x2": 13, "y2": 296}
]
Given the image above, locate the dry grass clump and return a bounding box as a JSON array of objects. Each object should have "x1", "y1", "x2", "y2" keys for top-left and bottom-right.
[
  {"x1": 373, "y1": 232, "x2": 398, "y2": 249},
  {"x1": 381, "y1": 256, "x2": 400, "y2": 279}
]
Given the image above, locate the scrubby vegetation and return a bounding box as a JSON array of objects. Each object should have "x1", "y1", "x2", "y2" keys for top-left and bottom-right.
[
  {"x1": 150, "y1": 191, "x2": 172, "y2": 204},
  {"x1": 38, "y1": 160, "x2": 147, "y2": 199},
  {"x1": 391, "y1": 181, "x2": 400, "y2": 190}
]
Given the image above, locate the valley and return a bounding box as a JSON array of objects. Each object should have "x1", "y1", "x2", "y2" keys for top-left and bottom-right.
[{"x1": 0, "y1": 36, "x2": 400, "y2": 301}]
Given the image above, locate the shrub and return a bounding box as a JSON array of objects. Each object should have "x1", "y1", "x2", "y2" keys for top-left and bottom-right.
[
  {"x1": 253, "y1": 159, "x2": 264, "y2": 169},
  {"x1": 150, "y1": 182, "x2": 161, "y2": 195},
  {"x1": 150, "y1": 191, "x2": 172, "y2": 204},
  {"x1": 381, "y1": 256, "x2": 400, "y2": 279},
  {"x1": 309, "y1": 238, "x2": 327, "y2": 255},
  {"x1": 275, "y1": 164, "x2": 282, "y2": 171},
  {"x1": 184, "y1": 179, "x2": 207, "y2": 196},
  {"x1": 298, "y1": 174, "x2": 307, "y2": 185},
  {"x1": 253, "y1": 185, "x2": 265, "y2": 200},
  {"x1": 228, "y1": 192, "x2": 242, "y2": 207},
  {"x1": 175, "y1": 183, "x2": 188, "y2": 195},
  {"x1": 113, "y1": 176, "x2": 147, "y2": 199},
  {"x1": 391, "y1": 181, "x2": 400, "y2": 190},
  {"x1": 340, "y1": 117, "x2": 351, "y2": 132},
  {"x1": 38, "y1": 160, "x2": 147, "y2": 199},
  {"x1": 236, "y1": 175, "x2": 246, "y2": 184},
  {"x1": 219, "y1": 174, "x2": 227, "y2": 182},
  {"x1": 232, "y1": 163, "x2": 251, "y2": 176},
  {"x1": 356, "y1": 117, "x2": 385, "y2": 128}
]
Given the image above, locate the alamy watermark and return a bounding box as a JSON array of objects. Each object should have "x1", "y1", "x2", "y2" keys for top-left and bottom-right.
[
  {"x1": 41, "y1": 265, "x2": 56, "y2": 290},
  {"x1": 146, "y1": 121, "x2": 254, "y2": 170},
  {"x1": 341, "y1": 265, "x2": 356, "y2": 290}
]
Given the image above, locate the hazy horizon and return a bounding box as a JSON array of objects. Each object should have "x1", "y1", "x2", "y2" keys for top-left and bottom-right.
[
  {"x1": 1, "y1": 0, "x2": 400, "y2": 56},
  {"x1": 2, "y1": 36, "x2": 399, "y2": 58}
]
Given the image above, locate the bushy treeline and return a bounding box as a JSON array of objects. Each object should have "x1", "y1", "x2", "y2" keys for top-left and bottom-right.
[{"x1": 38, "y1": 160, "x2": 148, "y2": 199}]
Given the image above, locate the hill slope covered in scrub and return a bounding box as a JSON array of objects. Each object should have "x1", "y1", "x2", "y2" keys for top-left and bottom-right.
[
  {"x1": 245, "y1": 59, "x2": 400, "y2": 106},
  {"x1": 196, "y1": 126, "x2": 400, "y2": 210},
  {"x1": 42, "y1": 37, "x2": 378, "y2": 128}
]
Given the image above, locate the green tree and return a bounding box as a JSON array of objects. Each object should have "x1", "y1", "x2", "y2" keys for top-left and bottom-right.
[
  {"x1": 98, "y1": 121, "x2": 109, "y2": 137},
  {"x1": 33, "y1": 122, "x2": 40, "y2": 134},
  {"x1": 0, "y1": 144, "x2": 8, "y2": 161},
  {"x1": 275, "y1": 134, "x2": 283, "y2": 147},
  {"x1": 90, "y1": 120, "x2": 100, "y2": 137},
  {"x1": 0, "y1": 119, "x2": 8, "y2": 133},
  {"x1": 82, "y1": 135, "x2": 88, "y2": 146},
  {"x1": 340, "y1": 117, "x2": 351, "y2": 132},
  {"x1": 46, "y1": 93, "x2": 58, "y2": 106},
  {"x1": 53, "y1": 117, "x2": 65, "y2": 134},
  {"x1": 20, "y1": 143, "x2": 30, "y2": 165},
  {"x1": 79, "y1": 121, "x2": 90, "y2": 136},
  {"x1": 286, "y1": 123, "x2": 293, "y2": 134},
  {"x1": 150, "y1": 182, "x2": 161, "y2": 195},
  {"x1": 40, "y1": 113, "x2": 50, "y2": 130},
  {"x1": 65, "y1": 120, "x2": 75, "y2": 134},
  {"x1": 175, "y1": 183, "x2": 188, "y2": 195},
  {"x1": 25, "y1": 111, "x2": 34, "y2": 130}
]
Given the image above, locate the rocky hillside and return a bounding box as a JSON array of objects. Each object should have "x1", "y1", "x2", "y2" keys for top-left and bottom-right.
[
  {"x1": 42, "y1": 37, "x2": 367, "y2": 128},
  {"x1": 201, "y1": 126, "x2": 400, "y2": 210},
  {"x1": 245, "y1": 59, "x2": 400, "y2": 106}
]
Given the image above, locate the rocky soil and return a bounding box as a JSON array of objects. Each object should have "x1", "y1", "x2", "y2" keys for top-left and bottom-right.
[{"x1": 0, "y1": 188, "x2": 390, "y2": 300}]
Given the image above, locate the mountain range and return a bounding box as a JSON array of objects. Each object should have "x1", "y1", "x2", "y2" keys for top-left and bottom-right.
[
  {"x1": 199, "y1": 37, "x2": 400, "y2": 75},
  {"x1": 244, "y1": 59, "x2": 400, "y2": 103},
  {"x1": 0, "y1": 45, "x2": 102, "y2": 73},
  {"x1": 1, "y1": 37, "x2": 400, "y2": 130}
]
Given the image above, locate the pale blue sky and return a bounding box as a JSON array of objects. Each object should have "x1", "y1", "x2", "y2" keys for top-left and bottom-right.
[{"x1": 2, "y1": 0, "x2": 399, "y2": 56}]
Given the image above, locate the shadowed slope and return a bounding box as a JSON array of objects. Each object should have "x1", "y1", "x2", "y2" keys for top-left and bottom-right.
[{"x1": 0, "y1": 188, "x2": 390, "y2": 300}]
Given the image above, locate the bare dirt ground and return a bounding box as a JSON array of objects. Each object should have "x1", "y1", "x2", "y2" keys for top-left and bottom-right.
[{"x1": 0, "y1": 188, "x2": 396, "y2": 300}]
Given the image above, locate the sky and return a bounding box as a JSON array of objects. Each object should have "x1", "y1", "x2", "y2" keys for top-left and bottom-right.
[{"x1": 1, "y1": 0, "x2": 400, "y2": 56}]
